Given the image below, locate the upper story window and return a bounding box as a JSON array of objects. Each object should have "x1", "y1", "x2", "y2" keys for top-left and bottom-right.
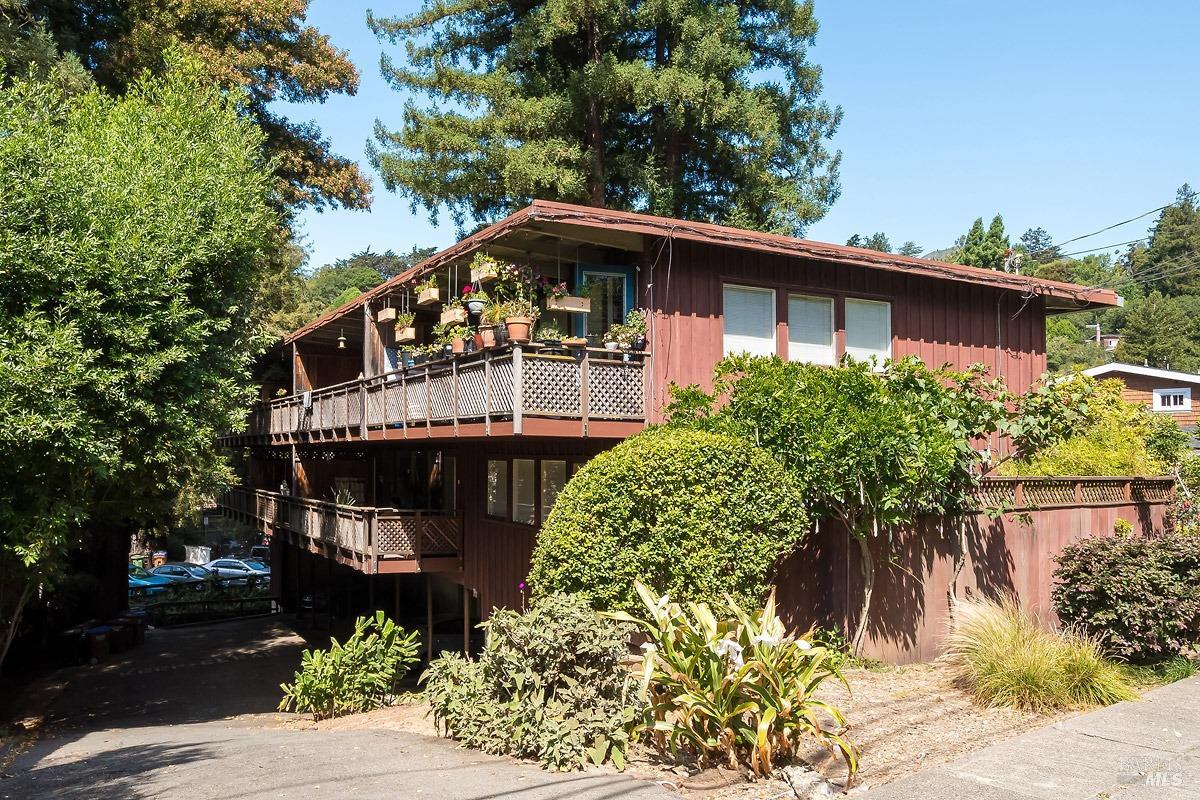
[
  {"x1": 723, "y1": 284, "x2": 777, "y2": 356},
  {"x1": 844, "y1": 298, "x2": 892, "y2": 364},
  {"x1": 513, "y1": 459, "x2": 536, "y2": 525},
  {"x1": 787, "y1": 294, "x2": 835, "y2": 365},
  {"x1": 1153, "y1": 387, "x2": 1191, "y2": 411},
  {"x1": 486, "y1": 460, "x2": 508, "y2": 518},
  {"x1": 577, "y1": 266, "x2": 635, "y2": 339}
]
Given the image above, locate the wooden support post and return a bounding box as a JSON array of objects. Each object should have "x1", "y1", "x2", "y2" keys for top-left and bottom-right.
[
  {"x1": 426, "y1": 574, "x2": 434, "y2": 663},
  {"x1": 483, "y1": 350, "x2": 492, "y2": 436},
  {"x1": 452, "y1": 358, "x2": 459, "y2": 436},
  {"x1": 309, "y1": 550, "x2": 317, "y2": 629},
  {"x1": 394, "y1": 574, "x2": 401, "y2": 622},
  {"x1": 579, "y1": 349, "x2": 590, "y2": 437},
  {"x1": 462, "y1": 585, "x2": 470, "y2": 656},
  {"x1": 368, "y1": 573, "x2": 375, "y2": 613},
  {"x1": 327, "y1": 555, "x2": 334, "y2": 630},
  {"x1": 512, "y1": 344, "x2": 523, "y2": 435}
]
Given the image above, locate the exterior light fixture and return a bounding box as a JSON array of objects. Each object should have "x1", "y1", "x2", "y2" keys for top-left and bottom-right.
[{"x1": 337, "y1": 329, "x2": 347, "y2": 349}]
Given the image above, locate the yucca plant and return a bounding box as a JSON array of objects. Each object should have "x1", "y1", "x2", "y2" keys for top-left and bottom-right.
[
  {"x1": 610, "y1": 582, "x2": 857, "y2": 778},
  {"x1": 946, "y1": 596, "x2": 1137, "y2": 712}
]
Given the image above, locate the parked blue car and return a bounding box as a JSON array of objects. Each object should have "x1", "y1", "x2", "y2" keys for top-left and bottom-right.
[{"x1": 128, "y1": 563, "x2": 173, "y2": 597}]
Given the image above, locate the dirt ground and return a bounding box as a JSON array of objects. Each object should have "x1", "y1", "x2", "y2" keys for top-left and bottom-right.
[{"x1": 297, "y1": 661, "x2": 1064, "y2": 798}]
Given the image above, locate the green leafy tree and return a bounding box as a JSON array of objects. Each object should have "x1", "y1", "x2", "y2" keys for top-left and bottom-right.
[
  {"x1": 0, "y1": 58, "x2": 276, "y2": 667},
  {"x1": 29, "y1": 0, "x2": 368, "y2": 211},
  {"x1": 368, "y1": 0, "x2": 841, "y2": 234},
  {"x1": 954, "y1": 214, "x2": 1010, "y2": 270},
  {"x1": 0, "y1": 0, "x2": 88, "y2": 90},
  {"x1": 846, "y1": 232, "x2": 891, "y2": 252},
  {"x1": 665, "y1": 355, "x2": 1092, "y2": 654},
  {"x1": 1129, "y1": 185, "x2": 1200, "y2": 296},
  {"x1": 1115, "y1": 291, "x2": 1200, "y2": 371}
]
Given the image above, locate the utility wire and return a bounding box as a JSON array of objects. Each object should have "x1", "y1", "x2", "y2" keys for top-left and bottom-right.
[{"x1": 1027, "y1": 202, "x2": 1172, "y2": 257}]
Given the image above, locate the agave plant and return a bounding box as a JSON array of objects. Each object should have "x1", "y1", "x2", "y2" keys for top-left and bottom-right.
[{"x1": 609, "y1": 582, "x2": 857, "y2": 778}]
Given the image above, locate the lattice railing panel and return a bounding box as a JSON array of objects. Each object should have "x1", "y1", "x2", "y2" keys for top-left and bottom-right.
[
  {"x1": 366, "y1": 385, "x2": 384, "y2": 426},
  {"x1": 524, "y1": 357, "x2": 581, "y2": 415},
  {"x1": 588, "y1": 360, "x2": 645, "y2": 418},
  {"x1": 458, "y1": 362, "x2": 488, "y2": 418},
  {"x1": 488, "y1": 357, "x2": 515, "y2": 414},
  {"x1": 422, "y1": 517, "x2": 460, "y2": 554},
  {"x1": 1022, "y1": 479, "x2": 1076, "y2": 507},
  {"x1": 406, "y1": 380, "x2": 428, "y2": 421},
  {"x1": 377, "y1": 517, "x2": 418, "y2": 556},
  {"x1": 427, "y1": 371, "x2": 456, "y2": 421},
  {"x1": 1132, "y1": 478, "x2": 1174, "y2": 503},
  {"x1": 384, "y1": 382, "x2": 405, "y2": 425},
  {"x1": 1080, "y1": 479, "x2": 1127, "y2": 504}
]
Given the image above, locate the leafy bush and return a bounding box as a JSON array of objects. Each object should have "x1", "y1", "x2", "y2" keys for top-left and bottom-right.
[
  {"x1": 423, "y1": 594, "x2": 642, "y2": 771},
  {"x1": 529, "y1": 427, "x2": 807, "y2": 612},
  {"x1": 1053, "y1": 534, "x2": 1200, "y2": 662},
  {"x1": 946, "y1": 596, "x2": 1136, "y2": 712},
  {"x1": 279, "y1": 612, "x2": 420, "y2": 720},
  {"x1": 611, "y1": 582, "x2": 856, "y2": 777},
  {"x1": 1001, "y1": 379, "x2": 1183, "y2": 476}
]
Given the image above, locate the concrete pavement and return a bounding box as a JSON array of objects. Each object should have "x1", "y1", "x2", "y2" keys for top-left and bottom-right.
[
  {"x1": 1, "y1": 616, "x2": 670, "y2": 800},
  {"x1": 859, "y1": 676, "x2": 1200, "y2": 799}
]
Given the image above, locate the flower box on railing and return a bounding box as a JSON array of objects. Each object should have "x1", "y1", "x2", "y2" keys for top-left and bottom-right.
[{"x1": 546, "y1": 295, "x2": 591, "y2": 313}]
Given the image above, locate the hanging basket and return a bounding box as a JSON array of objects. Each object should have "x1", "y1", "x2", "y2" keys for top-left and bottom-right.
[
  {"x1": 470, "y1": 266, "x2": 499, "y2": 284},
  {"x1": 376, "y1": 307, "x2": 398, "y2": 323},
  {"x1": 546, "y1": 295, "x2": 591, "y2": 313},
  {"x1": 396, "y1": 327, "x2": 417, "y2": 344},
  {"x1": 440, "y1": 307, "x2": 468, "y2": 325},
  {"x1": 418, "y1": 287, "x2": 441, "y2": 306}
]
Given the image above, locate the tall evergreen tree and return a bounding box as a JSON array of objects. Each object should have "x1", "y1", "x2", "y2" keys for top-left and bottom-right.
[
  {"x1": 368, "y1": 0, "x2": 842, "y2": 235},
  {"x1": 846, "y1": 232, "x2": 891, "y2": 252},
  {"x1": 954, "y1": 214, "x2": 1009, "y2": 270},
  {"x1": 1128, "y1": 184, "x2": 1200, "y2": 296},
  {"x1": 1020, "y1": 226, "x2": 1059, "y2": 264},
  {"x1": 1114, "y1": 291, "x2": 1200, "y2": 372},
  {"x1": 897, "y1": 241, "x2": 923, "y2": 257}
]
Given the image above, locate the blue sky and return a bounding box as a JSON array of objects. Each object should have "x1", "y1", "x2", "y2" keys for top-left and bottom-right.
[{"x1": 276, "y1": 1, "x2": 1199, "y2": 271}]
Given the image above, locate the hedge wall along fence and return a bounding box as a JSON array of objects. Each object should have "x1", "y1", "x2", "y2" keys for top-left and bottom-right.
[{"x1": 528, "y1": 427, "x2": 808, "y2": 612}]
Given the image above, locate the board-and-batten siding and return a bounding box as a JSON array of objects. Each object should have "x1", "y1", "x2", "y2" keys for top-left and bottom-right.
[{"x1": 641, "y1": 239, "x2": 1047, "y2": 423}]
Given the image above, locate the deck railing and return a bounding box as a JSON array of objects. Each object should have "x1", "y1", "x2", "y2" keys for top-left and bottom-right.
[
  {"x1": 216, "y1": 488, "x2": 462, "y2": 563},
  {"x1": 237, "y1": 344, "x2": 646, "y2": 441},
  {"x1": 971, "y1": 476, "x2": 1175, "y2": 510}
]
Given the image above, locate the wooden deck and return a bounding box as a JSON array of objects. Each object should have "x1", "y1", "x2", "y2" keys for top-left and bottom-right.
[
  {"x1": 217, "y1": 488, "x2": 463, "y2": 575},
  {"x1": 220, "y1": 344, "x2": 648, "y2": 445}
]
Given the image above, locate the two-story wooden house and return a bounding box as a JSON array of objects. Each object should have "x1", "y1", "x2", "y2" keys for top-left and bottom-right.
[{"x1": 218, "y1": 200, "x2": 1120, "y2": 652}]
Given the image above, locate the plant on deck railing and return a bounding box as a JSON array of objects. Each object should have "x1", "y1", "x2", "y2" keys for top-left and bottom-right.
[
  {"x1": 279, "y1": 611, "x2": 420, "y2": 720},
  {"x1": 609, "y1": 582, "x2": 857, "y2": 778}
]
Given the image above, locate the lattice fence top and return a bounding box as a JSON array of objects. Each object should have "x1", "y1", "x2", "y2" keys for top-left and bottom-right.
[{"x1": 971, "y1": 477, "x2": 1175, "y2": 510}]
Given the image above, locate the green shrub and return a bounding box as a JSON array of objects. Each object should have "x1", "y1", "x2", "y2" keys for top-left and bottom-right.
[
  {"x1": 529, "y1": 427, "x2": 807, "y2": 612},
  {"x1": 423, "y1": 594, "x2": 642, "y2": 771},
  {"x1": 611, "y1": 582, "x2": 856, "y2": 778},
  {"x1": 1053, "y1": 534, "x2": 1200, "y2": 662},
  {"x1": 946, "y1": 596, "x2": 1136, "y2": 712},
  {"x1": 279, "y1": 612, "x2": 420, "y2": 720}
]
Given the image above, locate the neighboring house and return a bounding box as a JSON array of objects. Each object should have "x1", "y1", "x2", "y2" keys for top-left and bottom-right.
[
  {"x1": 1084, "y1": 362, "x2": 1200, "y2": 430},
  {"x1": 217, "y1": 200, "x2": 1120, "y2": 647},
  {"x1": 1099, "y1": 333, "x2": 1121, "y2": 351}
]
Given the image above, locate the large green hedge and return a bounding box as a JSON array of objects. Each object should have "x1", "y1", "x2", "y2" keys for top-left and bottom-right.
[{"x1": 528, "y1": 427, "x2": 808, "y2": 611}]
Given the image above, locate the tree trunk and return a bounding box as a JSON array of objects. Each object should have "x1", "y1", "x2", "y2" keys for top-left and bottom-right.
[
  {"x1": 0, "y1": 579, "x2": 36, "y2": 674},
  {"x1": 947, "y1": 515, "x2": 967, "y2": 627},
  {"x1": 849, "y1": 536, "x2": 875, "y2": 657},
  {"x1": 585, "y1": 19, "x2": 605, "y2": 207},
  {"x1": 91, "y1": 519, "x2": 134, "y2": 620}
]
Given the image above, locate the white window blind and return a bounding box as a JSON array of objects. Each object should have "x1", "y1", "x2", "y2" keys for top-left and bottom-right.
[
  {"x1": 845, "y1": 298, "x2": 892, "y2": 364},
  {"x1": 540, "y1": 460, "x2": 567, "y2": 521},
  {"x1": 513, "y1": 459, "x2": 536, "y2": 524},
  {"x1": 787, "y1": 294, "x2": 835, "y2": 365},
  {"x1": 486, "y1": 460, "x2": 508, "y2": 518},
  {"x1": 723, "y1": 284, "x2": 776, "y2": 356}
]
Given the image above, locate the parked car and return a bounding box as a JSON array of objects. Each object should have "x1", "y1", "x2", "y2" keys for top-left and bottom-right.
[
  {"x1": 128, "y1": 563, "x2": 174, "y2": 597},
  {"x1": 249, "y1": 545, "x2": 270, "y2": 562},
  {"x1": 203, "y1": 558, "x2": 271, "y2": 586},
  {"x1": 150, "y1": 562, "x2": 215, "y2": 589}
]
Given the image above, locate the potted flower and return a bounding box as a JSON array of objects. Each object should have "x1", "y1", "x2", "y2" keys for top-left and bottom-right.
[
  {"x1": 625, "y1": 309, "x2": 648, "y2": 350},
  {"x1": 440, "y1": 295, "x2": 468, "y2": 325},
  {"x1": 534, "y1": 319, "x2": 566, "y2": 346},
  {"x1": 539, "y1": 275, "x2": 591, "y2": 313},
  {"x1": 479, "y1": 302, "x2": 504, "y2": 348},
  {"x1": 415, "y1": 275, "x2": 440, "y2": 305},
  {"x1": 502, "y1": 297, "x2": 539, "y2": 343},
  {"x1": 394, "y1": 311, "x2": 417, "y2": 343},
  {"x1": 603, "y1": 324, "x2": 626, "y2": 351},
  {"x1": 462, "y1": 285, "x2": 489, "y2": 316},
  {"x1": 434, "y1": 322, "x2": 472, "y2": 354}
]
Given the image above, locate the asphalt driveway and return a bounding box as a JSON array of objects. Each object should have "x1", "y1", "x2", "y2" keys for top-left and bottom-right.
[{"x1": 2, "y1": 617, "x2": 669, "y2": 800}]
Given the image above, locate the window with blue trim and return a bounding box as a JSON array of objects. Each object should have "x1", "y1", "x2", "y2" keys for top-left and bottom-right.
[{"x1": 574, "y1": 265, "x2": 635, "y2": 338}]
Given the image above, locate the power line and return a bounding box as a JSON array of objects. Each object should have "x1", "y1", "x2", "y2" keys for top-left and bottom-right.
[
  {"x1": 1029, "y1": 202, "x2": 1172, "y2": 257},
  {"x1": 1056, "y1": 237, "x2": 1149, "y2": 259}
]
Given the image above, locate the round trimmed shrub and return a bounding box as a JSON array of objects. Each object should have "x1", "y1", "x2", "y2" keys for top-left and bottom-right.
[{"x1": 528, "y1": 427, "x2": 808, "y2": 611}]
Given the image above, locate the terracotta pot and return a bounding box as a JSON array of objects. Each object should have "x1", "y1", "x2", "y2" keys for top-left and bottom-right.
[
  {"x1": 480, "y1": 325, "x2": 497, "y2": 348},
  {"x1": 505, "y1": 317, "x2": 533, "y2": 343},
  {"x1": 451, "y1": 337, "x2": 466, "y2": 354}
]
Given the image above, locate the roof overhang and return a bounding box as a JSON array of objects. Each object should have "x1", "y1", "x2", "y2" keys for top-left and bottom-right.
[
  {"x1": 284, "y1": 200, "x2": 1122, "y2": 345},
  {"x1": 1084, "y1": 362, "x2": 1200, "y2": 384}
]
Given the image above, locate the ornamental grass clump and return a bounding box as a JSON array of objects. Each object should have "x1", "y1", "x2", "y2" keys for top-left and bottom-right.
[
  {"x1": 945, "y1": 596, "x2": 1136, "y2": 713},
  {"x1": 279, "y1": 611, "x2": 420, "y2": 720},
  {"x1": 610, "y1": 582, "x2": 857, "y2": 778}
]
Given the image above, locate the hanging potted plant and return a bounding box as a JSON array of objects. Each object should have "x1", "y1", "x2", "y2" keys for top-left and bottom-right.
[
  {"x1": 440, "y1": 295, "x2": 468, "y2": 325},
  {"x1": 540, "y1": 276, "x2": 591, "y2": 313},
  {"x1": 377, "y1": 305, "x2": 398, "y2": 323},
  {"x1": 469, "y1": 252, "x2": 504, "y2": 284},
  {"x1": 415, "y1": 275, "x2": 440, "y2": 306},
  {"x1": 394, "y1": 311, "x2": 417, "y2": 343},
  {"x1": 503, "y1": 297, "x2": 539, "y2": 343},
  {"x1": 462, "y1": 285, "x2": 489, "y2": 316}
]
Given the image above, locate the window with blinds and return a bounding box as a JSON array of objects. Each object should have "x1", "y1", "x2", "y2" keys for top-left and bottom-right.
[
  {"x1": 723, "y1": 284, "x2": 776, "y2": 356},
  {"x1": 486, "y1": 460, "x2": 508, "y2": 519},
  {"x1": 787, "y1": 294, "x2": 835, "y2": 365},
  {"x1": 513, "y1": 459, "x2": 536, "y2": 524},
  {"x1": 845, "y1": 298, "x2": 892, "y2": 364}
]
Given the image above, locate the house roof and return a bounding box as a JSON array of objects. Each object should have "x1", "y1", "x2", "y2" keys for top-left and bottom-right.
[
  {"x1": 284, "y1": 200, "x2": 1124, "y2": 345},
  {"x1": 1084, "y1": 363, "x2": 1200, "y2": 385}
]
